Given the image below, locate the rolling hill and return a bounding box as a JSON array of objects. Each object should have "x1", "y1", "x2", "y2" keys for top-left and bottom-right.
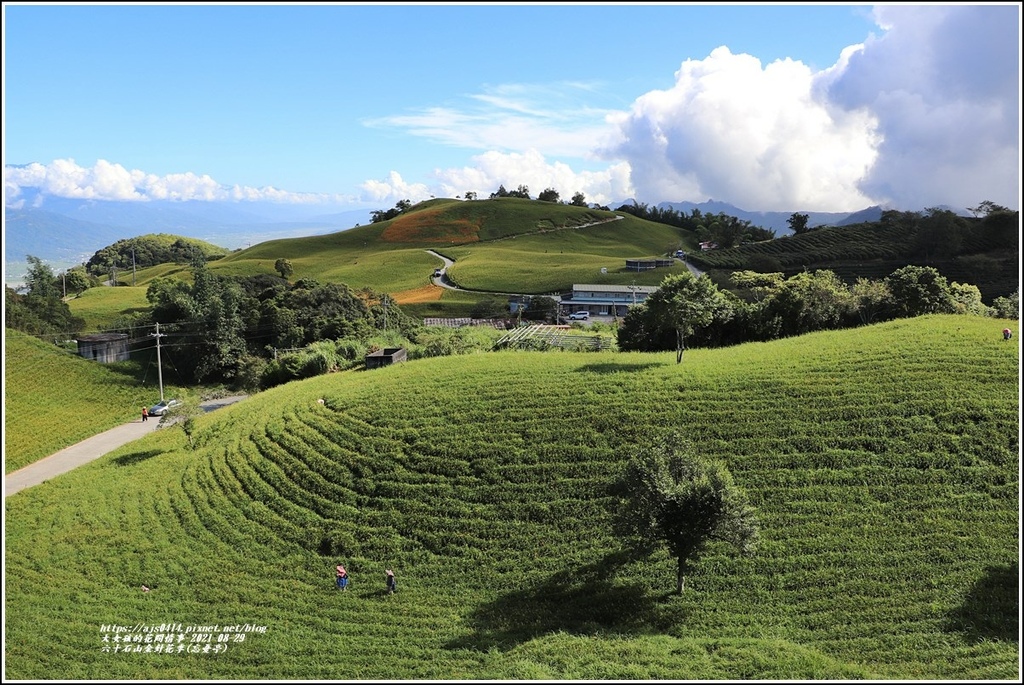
[{"x1": 4, "y1": 314, "x2": 1019, "y2": 679}]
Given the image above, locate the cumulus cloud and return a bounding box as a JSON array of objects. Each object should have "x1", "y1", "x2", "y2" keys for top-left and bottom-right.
[
  {"x1": 602, "y1": 4, "x2": 1019, "y2": 212},
  {"x1": 823, "y1": 4, "x2": 1020, "y2": 210},
  {"x1": 3, "y1": 159, "x2": 356, "y2": 208},
  {"x1": 600, "y1": 46, "x2": 881, "y2": 212}
]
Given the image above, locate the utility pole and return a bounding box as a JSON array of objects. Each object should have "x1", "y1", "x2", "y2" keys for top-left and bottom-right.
[
  {"x1": 132, "y1": 247, "x2": 136, "y2": 286},
  {"x1": 149, "y1": 323, "x2": 166, "y2": 401},
  {"x1": 61, "y1": 271, "x2": 66, "y2": 299}
]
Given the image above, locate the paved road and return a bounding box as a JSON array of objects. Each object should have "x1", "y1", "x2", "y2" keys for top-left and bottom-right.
[{"x1": 5, "y1": 395, "x2": 248, "y2": 497}]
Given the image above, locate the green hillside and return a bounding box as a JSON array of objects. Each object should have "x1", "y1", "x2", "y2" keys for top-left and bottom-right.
[
  {"x1": 4, "y1": 315, "x2": 1018, "y2": 679},
  {"x1": 122, "y1": 198, "x2": 692, "y2": 296},
  {"x1": 3, "y1": 329, "x2": 187, "y2": 473}
]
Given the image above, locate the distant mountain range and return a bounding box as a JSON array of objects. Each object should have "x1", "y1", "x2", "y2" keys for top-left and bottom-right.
[
  {"x1": 2, "y1": 192, "x2": 966, "y2": 286},
  {"x1": 652, "y1": 200, "x2": 886, "y2": 233}
]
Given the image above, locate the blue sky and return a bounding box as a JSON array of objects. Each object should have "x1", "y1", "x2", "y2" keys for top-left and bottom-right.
[{"x1": 3, "y1": 2, "x2": 1021, "y2": 213}]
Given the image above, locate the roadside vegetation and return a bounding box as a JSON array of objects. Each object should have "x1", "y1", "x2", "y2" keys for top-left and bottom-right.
[
  {"x1": 4, "y1": 315, "x2": 1018, "y2": 679},
  {"x1": 3, "y1": 328, "x2": 186, "y2": 472}
]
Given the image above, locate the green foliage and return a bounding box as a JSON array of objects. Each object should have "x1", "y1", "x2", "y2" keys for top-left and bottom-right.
[
  {"x1": 624, "y1": 272, "x2": 734, "y2": 362},
  {"x1": 4, "y1": 315, "x2": 1018, "y2": 679},
  {"x1": 787, "y1": 212, "x2": 810, "y2": 234},
  {"x1": 369, "y1": 199, "x2": 412, "y2": 223},
  {"x1": 616, "y1": 435, "x2": 758, "y2": 593},
  {"x1": 274, "y1": 258, "x2": 294, "y2": 280},
  {"x1": 538, "y1": 187, "x2": 560, "y2": 203},
  {"x1": 885, "y1": 265, "x2": 957, "y2": 318},
  {"x1": 991, "y1": 289, "x2": 1019, "y2": 320},
  {"x1": 86, "y1": 234, "x2": 227, "y2": 277},
  {"x1": 5, "y1": 256, "x2": 86, "y2": 337}
]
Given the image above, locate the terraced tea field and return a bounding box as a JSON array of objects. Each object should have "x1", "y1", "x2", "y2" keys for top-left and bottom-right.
[{"x1": 4, "y1": 315, "x2": 1018, "y2": 679}]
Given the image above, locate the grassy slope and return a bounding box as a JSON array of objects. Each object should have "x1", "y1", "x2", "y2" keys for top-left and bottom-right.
[
  {"x1": 4, "y1": 315, "x2": 1018, "y2": 679},
  {"x1": 66, "y1": 286, "x2": 152, "y2": 332},
  {"x1": 123, "y1": 199, "x2": 692, "y2": 299},
  {"x1": 3, "y1": 329, "x2": 187, "y2": 473}
]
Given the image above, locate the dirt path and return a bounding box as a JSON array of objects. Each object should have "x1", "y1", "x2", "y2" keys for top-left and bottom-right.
[{"x1": 5, "y1": 395, "x2": 248, "y2": 497}]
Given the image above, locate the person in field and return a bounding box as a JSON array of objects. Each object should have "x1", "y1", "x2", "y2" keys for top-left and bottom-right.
[
  {"x1": 385, "y1": 569, "x2": 396, "y2": 595},
  {"x1": 1003, "y1": 328, "x2": 1012, "y2": 341},
  {"x1": 141, "y1": 406, "x2": 149, "y2": 422},
  {"x1": 336, "y1": 564, "x2": 349, "y2": 591}
]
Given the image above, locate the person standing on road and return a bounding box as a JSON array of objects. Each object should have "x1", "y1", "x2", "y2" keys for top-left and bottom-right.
[
  {"x1": 336, "y1": 564, "x2": 349, "y2": 591},
  {"x1": 141, "y1": 406, "x2": 149, "y2": 422}
]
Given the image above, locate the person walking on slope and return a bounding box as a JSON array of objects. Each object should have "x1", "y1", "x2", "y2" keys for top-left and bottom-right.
[
  {"x1": 336, "y1": 564, "x2": 349, "y2": 591},
  {"x1": 385, "y1": 569, "x2": 397, "y2": 595},
  {"x1": 141, "y1": 406, "x2": 149, "y2": 422}
]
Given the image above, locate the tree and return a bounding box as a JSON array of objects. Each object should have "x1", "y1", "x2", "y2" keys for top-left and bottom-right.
[
  {"x1": 884, "y1": 265, "x2": 956, "y2": 318},
  {"x1": 274, "y1": 258, "x2": 294, "y2": 280},
  {"x1": 570, "y1": 191, "x2": 587, "y2": 207},
  {"x1": 991, "y1": 289, "x2": 1019, "y2": 320},
  {"x1": 25, "y1": 256, "x2": 61, "y2": 299},
  {"x1": 616, "y1": 435, "x2": 758, "y2": 594},
  {"x1": 967, "y1": 200, "x2": 1009, "y2": 217},
  {"x1": 370, "y1": 199, "x2": 412, "y2": 223},
  {"x1": 538, "y1": 187, "x2": 560, "y2": 203},
  {"x1": 644, "y1": 272, "x2": 734, "y2": 363},
  {"x1": 62, "y1": 268, "x2": 90, "y2": 297},
  {"x1": 159, "y1": 400, "x2": 203, "y2": 449},
  {"x1": 787, "y1": 212, "x2": 810, "y2": 234},
  {"x1": 914, "y1": 208, "x2": 967, "y2": 259},
  {"x1": 464, "y1": 191, "x2": 477, "y2": 201},
  {"x1": 850, "y1": 277, "x2": 893, "y2": 325}
]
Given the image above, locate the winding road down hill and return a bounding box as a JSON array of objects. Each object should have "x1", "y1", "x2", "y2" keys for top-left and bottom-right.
[{"x1": 5, "y1": 395, "x2": 248, "y2": 497}]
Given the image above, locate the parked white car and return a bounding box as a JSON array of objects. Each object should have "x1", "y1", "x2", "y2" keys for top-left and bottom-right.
[{"x1": 569, "y1": 311, "x2": 590, "y2": 320}]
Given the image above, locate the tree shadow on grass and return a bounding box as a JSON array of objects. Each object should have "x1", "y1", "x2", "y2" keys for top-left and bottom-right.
[
  {"x1": 576, "y1": 361, "x2": 665, "y2": 374},
  {"x1": 112, "y1": 449, "x2": 164, "y2": 467},
  {"x1": 945, "y1": 563, "x2": 1018, "y2": 643},
  {"x1": 445, "y1": 549, "x2": 677, "y2": 653}
]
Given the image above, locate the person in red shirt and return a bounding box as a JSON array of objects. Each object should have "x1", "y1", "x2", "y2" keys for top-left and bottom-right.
[{"x1": 336, "y1": 564, "x2": 349, "y2": 591}]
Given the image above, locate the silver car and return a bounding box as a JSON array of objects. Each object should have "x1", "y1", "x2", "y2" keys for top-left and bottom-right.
[{"x1": 148, "y1": 399, "x2": 182, "y2": 416}]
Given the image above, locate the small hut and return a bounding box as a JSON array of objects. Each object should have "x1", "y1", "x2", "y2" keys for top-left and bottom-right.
[
  {"x1": 76, "y1": 333, "x2": 130, "y2": 363},
  {"x1": 365, "y1": 347, "x2": 408, "y2": 370}
]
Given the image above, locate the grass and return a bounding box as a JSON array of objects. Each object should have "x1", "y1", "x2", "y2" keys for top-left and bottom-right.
[
  {"x1": 117, "y1": 199, "x2": 693, "y2": 308},
  {"x1": 3, "y1": 328, "x2": 188, "y2": 473},
  {"x1": 4, "y1": 314, "x2": 1019, "y2": 679},
  {"x1": 66, "y1": 285, "x2": 152, "y2": 331}
]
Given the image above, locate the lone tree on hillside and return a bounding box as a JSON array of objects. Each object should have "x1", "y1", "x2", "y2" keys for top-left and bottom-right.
[
  {"x1": 644, "y1": 272, "x2": 734, "y2": 363},
  {"x1": 616, "y1": 436, "x2": 759, "y2": 594},
  {"x1": 787, "y1": 212, "x2": 810, "y2": 234},
  {"x1": 538, "y1": 187, "x2": 560, "y2": 203},
  {"x1": 274, "y1": 258, "x2": 294, "y2": 280}
]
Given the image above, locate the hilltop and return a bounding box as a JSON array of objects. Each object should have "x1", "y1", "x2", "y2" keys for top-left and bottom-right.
[{"x1": 4, "y1": 314, "x2": 1019, "y2": 680}]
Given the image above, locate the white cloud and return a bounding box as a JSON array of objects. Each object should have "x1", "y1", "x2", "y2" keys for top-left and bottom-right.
[
  {"x1": 365, "y1": 82, "x2": 618, "y2": 159},
  {"x1": 358, "y1": 171, "x2": 432, "y2": 203},
  {"x1": 824, "y1": 4, "x2": 1020, "y2": 211},
  {"x1": 360, "y1": 149, "x2": 634, "y2": 208},
  {"x1": 600, "y1": 46, "x2": 880, "y2": 212},
  {"x1": 3, "y1": 159, "x2": 358, "y2": 208}
]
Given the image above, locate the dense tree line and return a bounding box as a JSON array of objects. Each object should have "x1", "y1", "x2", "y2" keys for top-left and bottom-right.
[
  {"x1": 85, "y1": 235, "x2": 227, "y2": 278},
  {"x1": 614, "y1": 201, "x2": 776, "y2": 248},
  {"x1": 619, "y1": 266, "x2": 1019, "y2": 357},
  {"x1": 370, "y1": 199, "x2": 412, "y2": 223},
  {"x1": 140, "y1": 260, "x2": 418, "y2": 386}
]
